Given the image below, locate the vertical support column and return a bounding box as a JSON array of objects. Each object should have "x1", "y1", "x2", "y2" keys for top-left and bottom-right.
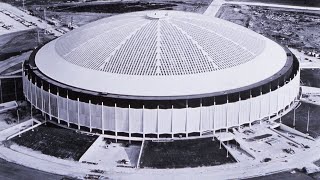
[
  {"x1": 171, "y1": 105, "x2": 174, "y2": 138},
  {"x1": 185, "y1": 100, "x2": 188, "y2": 138},
  {"x1": 268, "y1": 84, "x2": 271, "y2": 120},
  {"x1": 48, "y1": 87, "x2": 52, "y2": 120},
  {"x1": 24, "y1": 77, "x2": 27, "y2": 100},
  {"x1": 226, "y1": 96, "x2": 229, "y2": 132},
  {"x1": 129, "y1": 104, "x2": 131, "y2": 141},
  {"x1": 41, "y1": 85, "x2": 44, "y2": 115},
  {"x1": 57, "y1": 89, "x2": 60, "y2": 124},
  {"x1": 238, "y1": 93, "x2": 241, "y2": 129},
  {"x1": 157, "y1": 105, "x2": 159, "y2": 139},
  {"x1": 77, "y1": 98, "x2": 80, "y2": 130},
  {"x1": 282, "y1": 80, "x2": 286, "y2": 116},
  {"x1": 199, "y1": 101, "x2": 203, "y2": 136},
  {"x1": 142, "y1": 105, "x2": 145, "y2": 139},
  {"x1": 289, "y1": 78, "x2": 292, "y2": 108},
  {"x1": 66, "y1": 92, "x2": 70, "y2": 127},
  {"x1": 213, "y1": 97, "x2": 216, "y2": 136},
  {"x1": 294, "y1": 76, "x2": 300, "y2": 102},
  {"x1": 89, "y1": 100, "x2": 92, "y2": 132},
  {"x1": 34, "y1": 82, "x2": 37, "y2": 107},
  {"x1": 249, "y1": 91, "x2": 252, "y2": 128},
  {"x1": 114, "y1": 103, "x2": 117, "y2": 141},
  {"x1": 101, "y1": 102, "x2": 104, "y2": 134},
  {"x1": 277, "y1": 81, "x2": 280, "y2": 116},
  {"x1": 259, "y1": 88, "x2": 262, "y2": 124}
]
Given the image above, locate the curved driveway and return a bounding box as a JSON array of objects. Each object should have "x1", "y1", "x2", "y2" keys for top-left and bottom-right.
[{"x1": 0, "y1": 158, "x2": 65, "y2": 180}]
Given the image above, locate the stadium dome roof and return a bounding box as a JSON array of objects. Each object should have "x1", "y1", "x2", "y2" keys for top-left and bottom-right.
[{"x1": 35, "y1": 10, "x2": 287, "y2": 97}]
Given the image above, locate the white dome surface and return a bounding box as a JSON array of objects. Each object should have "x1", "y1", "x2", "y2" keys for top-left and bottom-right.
[{"x1": 35, "y1": 10, "x2": 287, "y2": 97}]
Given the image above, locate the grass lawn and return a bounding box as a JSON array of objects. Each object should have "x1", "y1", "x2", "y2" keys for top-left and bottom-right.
[
  {"x1": 10, "y1": 122, "x2": 97, "y2": 160},
  {"x1": 139, "y1": 138, "x2": 236, "y2": 169}
]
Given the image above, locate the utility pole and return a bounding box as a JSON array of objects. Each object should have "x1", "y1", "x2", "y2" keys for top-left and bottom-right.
[
  {"x1": 70, "y1": 16, "x2": 73, "y2": 27},
  {"x1": 37, "y1": 28, "x2": 40, "y2": 45},
  {"x1": 22, "y1": 0, "x2": 25, "y2": 10},
  {"x1": 44, "y1": 8, "x2": 47, "y2": 21},
  {"x1": 307, "y1": 106, "x2": 310, "y2": 132},
  {"x1": 44, "y1": 8, "x2": 47, "y2": 33}
]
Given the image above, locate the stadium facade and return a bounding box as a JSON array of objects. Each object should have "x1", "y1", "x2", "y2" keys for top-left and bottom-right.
[{"x1": 23, "y1": 11, "x2": 300, "y2": 140}]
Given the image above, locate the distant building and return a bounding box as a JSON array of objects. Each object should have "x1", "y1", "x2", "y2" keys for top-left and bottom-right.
[{"x1": 23, "y1": 11, "x2": 300, "y2": 140}]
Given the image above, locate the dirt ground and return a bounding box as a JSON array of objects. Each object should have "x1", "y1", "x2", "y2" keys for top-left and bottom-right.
[{"x1": 217, "y1": 4, "x2": 320, "y2": 54}]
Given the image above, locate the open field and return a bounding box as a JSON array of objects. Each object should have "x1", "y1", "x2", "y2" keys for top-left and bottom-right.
[
  {"x1": 48, "y1": 0, "x2": 212, "y2": 14},
  {"x1": 139, "y1": 138, "x2": 236, "y2": 169},
  {"x1": 48, "y1": 1, "x2": 177, "y2": 13},
  {"x1": 225, "y1": 0, "x2": 320, "y2": 7},
  {"x1": 9, "y1": 122, "x2": 98, "y2": 160},
  {"x1": 3, "y1": 0, "x2": 212, "y2": 28},
  {"x1": 217, "y1": 4, "x2": 320, "y2": 54}
]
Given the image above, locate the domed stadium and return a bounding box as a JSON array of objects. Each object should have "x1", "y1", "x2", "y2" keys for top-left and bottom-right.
[{"x1": 23, "y1": 10, "x2": 300, "y2": 140}]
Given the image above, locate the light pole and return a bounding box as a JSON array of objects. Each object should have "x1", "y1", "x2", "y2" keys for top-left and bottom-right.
[
  {"x1": 17, "y1": 109, "x2": 21, "y2": 137},
  {"x1": 30, "y1": 102, "x2": 33, "y2": 119},
  {"x1": 16, "y1": 109, "x2": 20, "y2": 124},
  {"x1": 279, "y1": 116, "x2": 282, "y2": 124},
  {"x1": 226, "y1": 141, "x2": 229, "y2": 158}
]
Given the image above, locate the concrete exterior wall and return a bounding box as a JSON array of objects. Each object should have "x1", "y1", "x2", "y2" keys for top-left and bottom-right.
[{"x1": 23, "y1": 70, "x2": 300, "y2": 140}]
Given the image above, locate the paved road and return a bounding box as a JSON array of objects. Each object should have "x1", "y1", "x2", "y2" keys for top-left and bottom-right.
[
  {"x1": 203, "y1": 0, "x2": 225, "y2": 16},
  {"x1": 224, "y1": 1, "x2": 320, "y2": 11},
  {"x1": 0, "y1": 51, "x2": 31, "y2": 74},
  {"x1": 0, "y1": 158, "x2": 65, "y2": 180},
  {"x1": 204, "y1": 0, "x2": 320, "y2": 17}
]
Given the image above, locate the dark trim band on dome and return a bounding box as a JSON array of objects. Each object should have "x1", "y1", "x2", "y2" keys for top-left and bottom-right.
[{"x1": 24, "y1": 42, "x2": 299, "y2": 109}]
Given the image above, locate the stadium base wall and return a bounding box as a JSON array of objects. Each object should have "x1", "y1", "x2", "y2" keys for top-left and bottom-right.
[{"x1": 23, "y1": 70, "x2": 300, "y2": 140}]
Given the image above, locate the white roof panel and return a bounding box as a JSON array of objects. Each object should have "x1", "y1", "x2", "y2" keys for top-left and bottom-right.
[{"x1": 35, "y1": 10, "x2": 287, "y2": 97}]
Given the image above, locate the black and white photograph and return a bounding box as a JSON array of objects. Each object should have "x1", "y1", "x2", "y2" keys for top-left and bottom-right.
[{"x1": 0, "y1": 0, "x2": 319, "y2": 179}]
